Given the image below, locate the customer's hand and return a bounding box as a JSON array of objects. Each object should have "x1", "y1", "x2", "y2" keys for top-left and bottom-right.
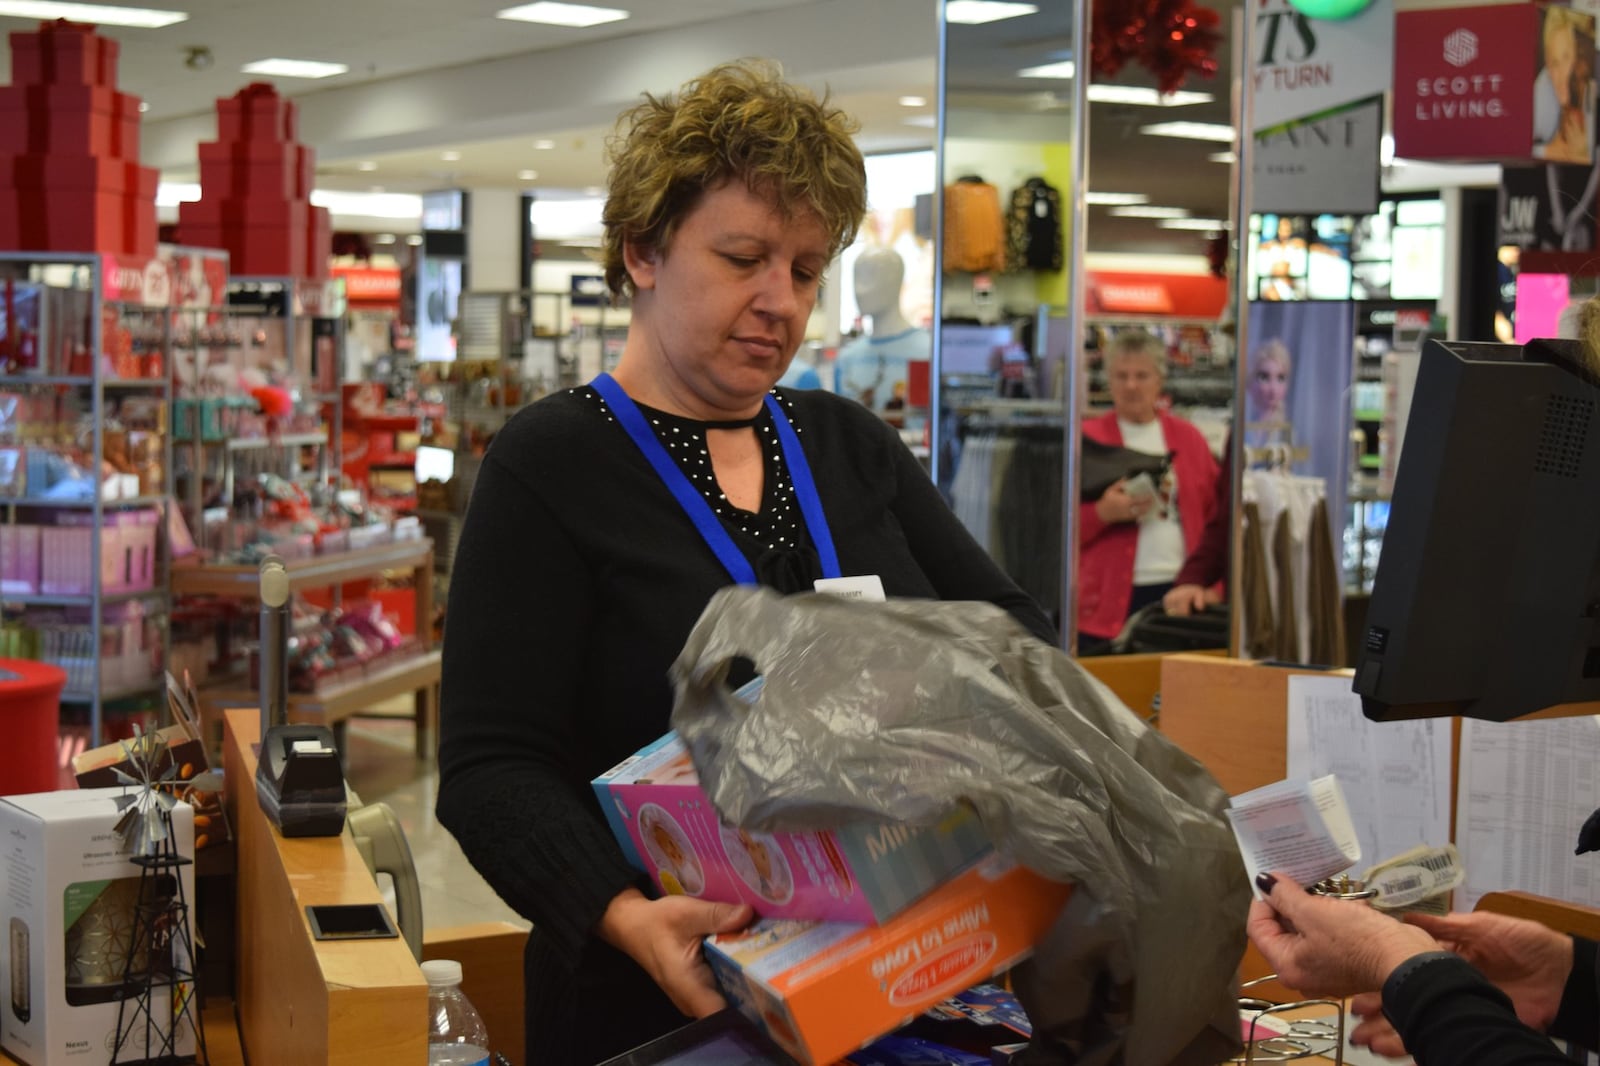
[
  {"x1": 1095, "y1": 480, "x2": 1153, "y2": 524},
  {"x1": 598, "y1": 887, "x2": 754, "y2": 1017},
  {"x1": 1247, "y1": 873, "x2": 1439, "y2": 998},
  {"x1": 1162, "y1": 584, "x2": 1218, "y2": 616}
]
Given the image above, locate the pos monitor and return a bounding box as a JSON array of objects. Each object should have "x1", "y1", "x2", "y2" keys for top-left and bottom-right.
[{"x1": 1355, "y1": 336, "x2": 1600, "y2": 722}]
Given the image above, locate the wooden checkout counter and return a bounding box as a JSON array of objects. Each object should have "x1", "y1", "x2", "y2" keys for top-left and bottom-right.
[{"x1": 2, "y1": 708, "x2": 527, "y2": 1066}]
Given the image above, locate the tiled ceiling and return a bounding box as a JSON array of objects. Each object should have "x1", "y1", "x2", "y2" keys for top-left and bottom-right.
[{"x1": 0, "y1": 0, "x2": 1248, "y2": 256}]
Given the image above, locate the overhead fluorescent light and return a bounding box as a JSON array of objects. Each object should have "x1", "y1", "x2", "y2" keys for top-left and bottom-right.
[
  {"x1": 1087, "y1": 85, "x2": 1213, "y2": 107},
  {"x1": 374, "y1": 233, "x2": 396, "y2": 244},
  {"x1": 1110, "y1": 205, "x2": 1189, "y2": 219},
  {"x1": 1086, "y1": 192, "x2": 1149, "y2": 206},
  {"x1": 902, "y1": 114, "x2": 937, "y2": 128},
  {"x1": 496, "y1": 1, "x2": 628, "y2": 27},
  {"x1": 441, "y1": 150, "x2": 462, "y2": 162},
  {"x1": 945, "y1": 0, "x2": 1037, "y2": 24},
  {"x1": 357, "y1": 160, "x2": 378, "y2": 172},
  {"x1": 1018, "y1": 60, "x2": 1075, "y2": 79},
  {"x1": 1208, "y1": 150, "x2": 1236, "y2": 164},
  {"x1": 1158, "y1": 218, "x2": 1229, "y2": 230},
  {"x1": 310, "y1": 189, "x2": 424, "y2": 220},
  {"x1": 241, "y1": 58, "x2": 348, "y2": 79},
  {"x1": 0, "y1": 1, "x2": 186, "y2": 27},
  {"x1": 137, "y1": 101, "x2": 150, "y2": 112},
  {"x1": 1142, "y1": 121, "x2": 1236, "y2": 142},
  {"x1": 898, "y1": 95, "x2": 927, "y2": 108},
  {"x1": 518, "y1": 169, "x2": 539, "y2": 181},
  {"x1": 533, "y1": 139, "x2": 556, "y2": 150},
  {"x1": 406, "y1": 235, "x2": 425, "y2": 246},
  {"x1": 583, "y1": 185, "x2": 606, "y2": 196},
  {"x1": 155, "y1": 182, "x2": 201, "y2": 207}
]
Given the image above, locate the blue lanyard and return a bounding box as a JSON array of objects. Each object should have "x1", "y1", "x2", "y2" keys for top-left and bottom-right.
[{"x1": 592, "y1": 373, "x2": 840, "y2": 584}]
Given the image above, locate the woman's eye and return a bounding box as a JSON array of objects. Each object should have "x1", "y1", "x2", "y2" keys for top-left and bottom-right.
[{"x1": 724, "y1": 255, "x2": 758, "y2": 268}]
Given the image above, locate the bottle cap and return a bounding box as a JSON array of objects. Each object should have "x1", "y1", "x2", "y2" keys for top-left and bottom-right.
[{"x1": 421, "y1": 959, "x2": 463, "y2": 987}]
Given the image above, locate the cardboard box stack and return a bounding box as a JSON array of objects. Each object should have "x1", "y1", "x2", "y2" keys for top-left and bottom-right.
[
  {"x1": 176, "y1": 82, "x2": 331, "y2": 279},
  {"x1": 0, "y1": 20, "x2": 158, "y2": 258}
]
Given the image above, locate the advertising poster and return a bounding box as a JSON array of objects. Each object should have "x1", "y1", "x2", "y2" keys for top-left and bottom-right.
[
  {"x1": 1245, "y1": 301, "x2": 1357, "y2": 540},
  {"x1": 1253, "y1": 97, "x2": 1383, "y2": 216},
  {"x1": 1253, "y1": 0, "x2": 1394, "y2": 131},
  {"x1": 1499, "y1": 163, "x2": 1600, "y2": 251},
  {"x1": 1532, "y1": 6, "x2": 1598, "y2": 163}
]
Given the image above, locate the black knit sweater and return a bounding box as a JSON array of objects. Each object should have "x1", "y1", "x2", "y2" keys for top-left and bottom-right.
[{"x1": 435, "y1": 385, "x2": 1053, "y2": 1063}]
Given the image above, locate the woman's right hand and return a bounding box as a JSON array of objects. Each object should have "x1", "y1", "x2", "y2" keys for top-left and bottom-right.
[
  {"x1": 1163, "y1": 584, "x2": 1215, "y2": 616},
  {"x1": 1095, "y1": 480, "x2": 1153, "y2": 524},
  {"x1": 598, "y1": 887, "x2": 754, "y2": 1018}
]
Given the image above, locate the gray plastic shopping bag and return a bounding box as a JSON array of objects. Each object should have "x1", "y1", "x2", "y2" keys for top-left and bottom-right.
[{"x1": 670, "y1": 587, "x2": 1249, "y2": 1066}]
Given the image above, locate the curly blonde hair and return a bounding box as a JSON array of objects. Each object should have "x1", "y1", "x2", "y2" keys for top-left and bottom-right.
[{"x1": 600, "y1": 59, "x2": 867, "y2": 298}]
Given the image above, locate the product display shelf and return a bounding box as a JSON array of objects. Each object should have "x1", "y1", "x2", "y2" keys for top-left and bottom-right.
[
  {"x1": 0, "y1": 251, "x2": 177, "y2": 745},
  {"x1": 172, "y1": 272, "x2": 344, "y2": 554},
  {"x1": 173, "y1": 538, "x2": 440, "y2": 756}
]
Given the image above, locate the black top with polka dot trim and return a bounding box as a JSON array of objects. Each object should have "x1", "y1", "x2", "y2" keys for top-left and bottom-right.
[{"x1": 580, "y1": 385, "x2": 817, "y2": 586}]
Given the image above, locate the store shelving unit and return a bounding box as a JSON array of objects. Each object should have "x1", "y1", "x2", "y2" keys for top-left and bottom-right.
[
  {"x1": 172, "y1": 536, "x2": 440, "y2": 757},
  {"x1": 0, "y1": 251, "x2": 176, "y2": 745}
]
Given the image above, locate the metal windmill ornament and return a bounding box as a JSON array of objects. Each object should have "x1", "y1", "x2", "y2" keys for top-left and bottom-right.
[{"x1": 110, "y1": 729, "x2": 181, "y2": 857}]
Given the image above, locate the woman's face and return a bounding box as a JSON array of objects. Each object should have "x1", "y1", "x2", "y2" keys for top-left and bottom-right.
[
  {"x1": 1548, "y1": 24, "x2": 1577, "y2": 107},
  {"x1": 624, "y1": 179, "x2": 830, "y2": 417},
  {"x1": 1251, "y1": 352, "x2": 1290, "y2": 419},
  {"x1": 1108, "y1": 350, "x2": 1164, "y2": 424}
]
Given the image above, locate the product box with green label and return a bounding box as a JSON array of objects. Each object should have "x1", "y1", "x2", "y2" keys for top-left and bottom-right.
[{"x1": 0, "y1": 788, "x2": 195, "y2": 1066}]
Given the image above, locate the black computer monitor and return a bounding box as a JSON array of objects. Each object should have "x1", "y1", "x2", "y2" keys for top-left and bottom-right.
[{"x1": 1355, "y1": 336, "x2": 1600, "y2": 722}]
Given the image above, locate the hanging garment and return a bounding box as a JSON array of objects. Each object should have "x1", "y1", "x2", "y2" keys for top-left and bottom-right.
[
  {"x1": 1007, "y1": 176, "x2": 1064, "y2": 272},
  {"x1": 944, "y1": 177, "x2": 1007, "y2": 274},
  {"x1": 1240, "y1": 501, "x2": 1276, "y2": 658},
  {"x1": 1272, "y1": 510, "x2": 1301, "y2": 663},
  {"x1": 1306, "y1": 498, "x2": 1347, "y2": 666}
]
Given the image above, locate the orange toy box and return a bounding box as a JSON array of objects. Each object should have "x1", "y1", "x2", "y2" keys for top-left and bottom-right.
[{"x1": 704, "y1": 855, "x2": 1071, "y2": 1066}]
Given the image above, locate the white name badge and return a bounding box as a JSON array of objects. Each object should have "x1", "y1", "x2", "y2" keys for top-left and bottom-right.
[{"x1": 813, "y1": 574, "x2": 886, "y2": 602}]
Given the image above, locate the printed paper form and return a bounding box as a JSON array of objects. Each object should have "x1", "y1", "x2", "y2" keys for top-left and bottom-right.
[
  {"x1": 1227, "y1": 775, "x2": 1362, "y2": 889},
  {"x1": 1456, "y1": 716, "x2": 1600, "y2": 912},
  {"x1": 1286, "y1": 674, "x2": 1452, "y2": 872}
]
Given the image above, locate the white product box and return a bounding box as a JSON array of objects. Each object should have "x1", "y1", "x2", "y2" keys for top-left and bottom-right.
[{"x1": 0, "y1": 789, "x2": 195, "y2": 1066}]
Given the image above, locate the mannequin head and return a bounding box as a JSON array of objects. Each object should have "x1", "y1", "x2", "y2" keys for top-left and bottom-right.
[{"x1": 853, "y1": 247, "x2": 909, "y2": 334}]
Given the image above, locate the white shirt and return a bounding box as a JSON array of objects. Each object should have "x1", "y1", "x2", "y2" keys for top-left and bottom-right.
[{"x1": 1117, "y1": 417, "x2": 1186, "y2": 586}]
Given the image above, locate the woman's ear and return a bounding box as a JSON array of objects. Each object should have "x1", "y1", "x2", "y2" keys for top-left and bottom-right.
[{"x1": 623, "y1": 238, "x2": 659, "y2": 292}]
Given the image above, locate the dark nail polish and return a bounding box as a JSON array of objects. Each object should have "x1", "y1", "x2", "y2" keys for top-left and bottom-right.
[{"x1": 1255, "y1": 873, "x2": 1278, "y2": 893}]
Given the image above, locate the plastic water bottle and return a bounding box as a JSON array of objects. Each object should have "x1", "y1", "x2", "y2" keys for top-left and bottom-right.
[{"x1": 423, "y1": 959, "x2": 490, "y2": 1065}]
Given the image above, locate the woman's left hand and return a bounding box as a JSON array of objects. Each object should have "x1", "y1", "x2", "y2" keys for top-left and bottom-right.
[{"x1": 1247, "y1": 872, "x2": 1440, "y2": 997}]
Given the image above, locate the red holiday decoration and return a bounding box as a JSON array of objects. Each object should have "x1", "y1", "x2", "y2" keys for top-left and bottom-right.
[
  {"x1": 0, "y1": 19, "x2": 159, "y2": 257},
  {"x1": 176, "y1": 82, "x2": 331, "y2": 280},
  {"x1": 1091, "y1": 0, "x2": 1222, "y2": 96}
]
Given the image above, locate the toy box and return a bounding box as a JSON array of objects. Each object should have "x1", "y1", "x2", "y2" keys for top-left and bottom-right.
[
  {"x1": 593, "y1": 730, "x2": 990, "y2": 924},
  {"x1": 704, "y1": 855, "x2": 1070, "y2": 1066},
  {"x1": 0, "y1": 789, "x2": 195, "y2": 1066}
]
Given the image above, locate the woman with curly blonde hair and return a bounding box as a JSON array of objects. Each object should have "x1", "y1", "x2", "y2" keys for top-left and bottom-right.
[{"x1": 436, "y1": 60, "x2": 1053, "y2": 1061}]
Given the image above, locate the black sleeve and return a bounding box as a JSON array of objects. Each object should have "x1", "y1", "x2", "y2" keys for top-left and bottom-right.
[
  {"x1": 1549, "y1": 936, "x2": 1598, "y2": 1050},
  {"x1": 886, "y1": 425, "x2": 1057, "y2": 645},
  {"x1": 434, "y1": 445, "x2": 641, "y2": 969},
  {"x1": 1384, "y1": 952, "x2": 1580, "y2": 1064}
]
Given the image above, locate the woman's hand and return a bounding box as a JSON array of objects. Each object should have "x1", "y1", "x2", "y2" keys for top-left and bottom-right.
[
  {"x1": 1095, "y1": 480, "x2": 1153, "y2": 524},
  {"x1": 1345, "y1": 910, "x2": 1574, "y2": 1056},
  {"x1": 1247, "y1": 873, "x2": 1439, "y2": 998},
  {"x1": 598, "y1": 887, "x2": 754, "y2": 1018},
  {"x1": 1162, "y1": 584, "x2": 1218, "y2": 616}
]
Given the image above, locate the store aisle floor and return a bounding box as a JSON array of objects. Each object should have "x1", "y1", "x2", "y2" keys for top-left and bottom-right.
[{"x1": 342, "y1": 711, "x2": 530, "y2": 935}]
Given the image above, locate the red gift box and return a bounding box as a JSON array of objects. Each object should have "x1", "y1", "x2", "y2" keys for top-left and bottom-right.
[
  {"x1": 112, "y1": 92, "x2": 141, "y2": 158},
  {"x1": 307, "y1": 205, "x2": 331, "y2": 279},
  {"x1": 0, "y1": 154, "x2": 132, "y2": 193},
  {"x1": 8, "y1": 21, "x2": 116, "y2": 88},
  {"x1": 1, "y1": 188, "x2": 125, "y2": 252},
  {"x1": 0, "y1": 84, "x2": 120, "y2": 156},
  {"x1": 180, "y1": 223, "x2": 308, "y2": 278},
  {"x1": 126, "y1": 197, "x2": 156, "y2": 259},
  {"x1": 197, "y1": 156, "x2": 304, "y2": 201},
  {"x1": 215, "y1": 84, "x2": 299, "y2": 143},
  {"x1": 180, "y1": 197, "x2": 308, "y2": 231}
]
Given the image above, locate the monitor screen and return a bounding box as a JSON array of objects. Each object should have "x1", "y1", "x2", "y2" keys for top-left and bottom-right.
[
  {"x1": 597, "y1": 1010, "x2": 791, "y2": 1066},
  {"x1": 1355, "y1": 337, "x2": 1600, "y2": 721}
]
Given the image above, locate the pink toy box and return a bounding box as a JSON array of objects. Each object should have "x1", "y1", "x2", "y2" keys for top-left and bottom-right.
[{"x1": 593, "y1": 731, "x2": 990, "y2": 925}]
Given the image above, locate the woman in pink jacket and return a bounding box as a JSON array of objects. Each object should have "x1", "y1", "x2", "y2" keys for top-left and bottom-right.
[{"x1": 1078, "y1": 331, "x2": 1219, "y2": 651}]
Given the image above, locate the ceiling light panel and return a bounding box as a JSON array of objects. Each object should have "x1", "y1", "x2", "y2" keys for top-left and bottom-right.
[
  {"x1": 1109, "y1": 205, "x2": 1189, "y2": 219},
  {"x1": 1018, "y1": 60, "x2": 1074, "y2": 79},
  {"x1": 899, "y1": 95, "x2": 927, "y2": 108},
  {"x1": 945, "y1": 1, "x2": 1037, "y2": 24},
  {"x1": 0, "y1": 1, "x2": 186, "y2": 27},
  {"x1": 241, "y1": 58, "x2": 348, "y2": 79},
  {"x1": 1085, "y1": 192, "x2": 1149, "y2": 206},
  {"x1": 1086, "y1": 85, "x2": 1213, "y2": 107},
  {"x1": 1141, "y1": 121, "x2": 1236, "y2": 142},
  {"x1": 1208, "y1": 151, "x2": 1236, "y2": 164},
  {"x1": 1158, "y1": 218, "x2": 1229, "y2": 230},
  {"x1": 496, "y1": 2, "x2": 629, "y2": 27}
]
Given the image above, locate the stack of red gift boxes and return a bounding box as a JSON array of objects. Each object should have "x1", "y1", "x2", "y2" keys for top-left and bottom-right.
[
  {"x1": 0, "y1": 20, "x2": 158, "y2": 257},
  {"x1": 177, "y1": 82, "x2": 330, "y2": 279}
]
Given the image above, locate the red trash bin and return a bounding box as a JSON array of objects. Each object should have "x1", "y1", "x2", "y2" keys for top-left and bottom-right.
[{"x1": 0, "y1": 659, "x2": 67, "y2": 796}]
